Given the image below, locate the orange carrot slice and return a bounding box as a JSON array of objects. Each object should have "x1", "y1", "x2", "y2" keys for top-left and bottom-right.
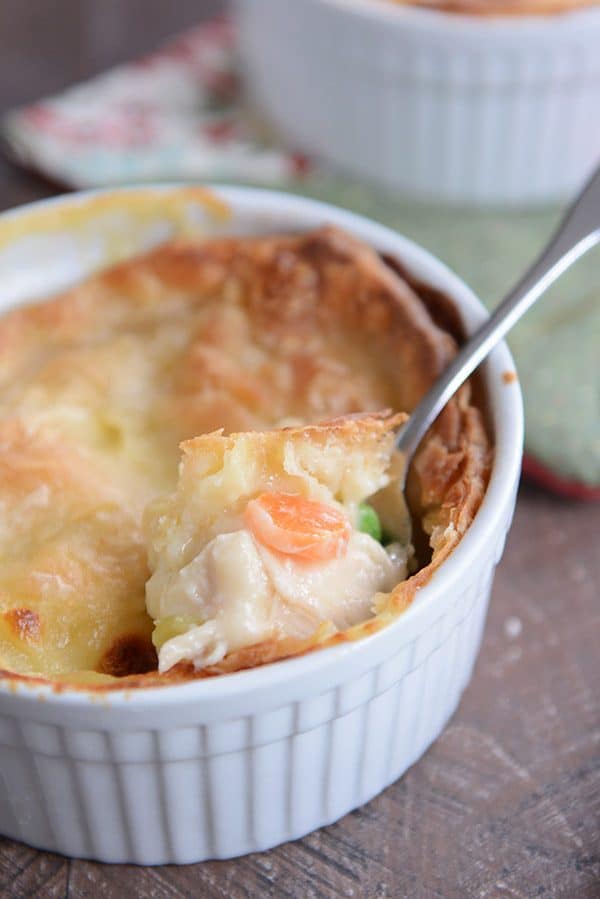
[{"x1": 244, "y1": 492, "x2": 351, "y2": 562}]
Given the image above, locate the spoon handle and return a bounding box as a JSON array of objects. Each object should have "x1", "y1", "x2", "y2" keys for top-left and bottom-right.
[{"x1": 396, "y1": 163, "x2": 600, "y2": 466}]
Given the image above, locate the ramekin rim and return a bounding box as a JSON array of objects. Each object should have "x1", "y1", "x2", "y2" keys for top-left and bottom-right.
[{"x1": 0, "y1": 183, "x2": 523, "y2": 707}]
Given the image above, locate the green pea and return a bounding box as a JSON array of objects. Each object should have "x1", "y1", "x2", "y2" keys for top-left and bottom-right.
[{"x1": 357, "y1": 502, "x2": 382, "y2": 543}]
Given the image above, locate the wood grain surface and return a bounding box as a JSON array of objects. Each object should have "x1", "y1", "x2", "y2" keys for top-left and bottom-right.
[{"x1": 0, "y1": 2, "x2": 598, "y2": 897}]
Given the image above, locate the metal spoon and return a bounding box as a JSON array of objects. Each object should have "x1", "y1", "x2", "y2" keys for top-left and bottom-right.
[{"x1": 395, "y1": 163, "x2": 600, "y2": 484}]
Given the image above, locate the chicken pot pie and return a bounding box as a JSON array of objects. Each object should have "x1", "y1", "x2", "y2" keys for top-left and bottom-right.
[{"x1": 0, "y1": 225, "x2": 491, "y2": 686}]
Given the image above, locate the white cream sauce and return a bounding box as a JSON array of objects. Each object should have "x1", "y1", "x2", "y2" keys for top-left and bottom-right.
[{"x1": 152, "y1": 528, "x2": 408, "y2": 673}]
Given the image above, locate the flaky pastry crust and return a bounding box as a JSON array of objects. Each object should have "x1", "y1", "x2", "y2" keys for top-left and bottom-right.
[{"x1": 0, "y1": 226, "x2": 491, "y2": 686}]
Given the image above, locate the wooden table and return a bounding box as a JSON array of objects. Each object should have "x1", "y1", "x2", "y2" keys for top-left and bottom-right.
[{"x1": 0, "y1": 2, "x2": 598, "y2": 896}]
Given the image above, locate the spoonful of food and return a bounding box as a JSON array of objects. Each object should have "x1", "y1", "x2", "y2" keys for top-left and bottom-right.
[{"x1": 395, "y1": 162, "x2": 600, "y2": 486}]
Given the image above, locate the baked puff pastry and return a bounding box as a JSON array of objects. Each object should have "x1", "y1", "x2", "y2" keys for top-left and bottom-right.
[
  {"x1": 144, "y1": 413, "x2": 412, "y2": 675},
  {"x1": 0, "y1": 421, "x2": 153, "y2": 678}
]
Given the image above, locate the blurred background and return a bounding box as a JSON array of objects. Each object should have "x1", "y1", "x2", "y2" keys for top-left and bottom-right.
[{"x1": 0, "y1": 0, "x2": 219, "y2": 208}]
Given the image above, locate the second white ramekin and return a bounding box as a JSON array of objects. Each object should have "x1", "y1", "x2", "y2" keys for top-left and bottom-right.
[
  {"x1": 234, "y1": 0, "x2": 600, "y2": 205},
  {"x1": 0, "y1": 186, "x2": 523, "y2": 863}
]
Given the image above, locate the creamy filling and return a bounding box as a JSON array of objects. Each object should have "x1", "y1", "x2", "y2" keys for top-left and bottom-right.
[{"x1": 149, "y1": 527, "x2": 408, "y2": 673}]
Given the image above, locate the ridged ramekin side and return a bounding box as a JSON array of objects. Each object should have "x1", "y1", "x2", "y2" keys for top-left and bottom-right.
[
  {"x1": 0, "y1": 520, "x2": 509, "y2": 864},
  {"x1": 235, "y1": 0, "x2": 600, "y2": 204}
]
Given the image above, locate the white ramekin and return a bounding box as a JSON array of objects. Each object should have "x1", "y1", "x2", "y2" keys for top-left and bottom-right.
[
  {"x1": 0, "y1": 186, "x2": 523, "y2": 864},
  {"x1": 234, "y1": 0, "x2": 600, "y2": 205}
]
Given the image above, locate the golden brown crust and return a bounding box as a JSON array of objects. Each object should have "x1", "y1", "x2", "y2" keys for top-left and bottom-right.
[
  {"x1": 3, "y1": 608, "x2": 40, "y2": 644},
  {"x1": 389, "y1": 0, "x2": 597, "y2": 15},
  {"x1": 0, "y1": 225, "x2": 491, "y2": 687},
  {"x1": 0, "y1": 420, "x2": 153, "y2": 678}
]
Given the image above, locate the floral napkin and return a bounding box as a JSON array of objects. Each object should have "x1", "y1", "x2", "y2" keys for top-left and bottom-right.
[{"x1": 2, "y1": 17, "x2": 598, "y2": 497}]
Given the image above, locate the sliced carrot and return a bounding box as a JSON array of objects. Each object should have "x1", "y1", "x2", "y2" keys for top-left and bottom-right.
[{"x1": 244, "y1": 492, "x2": 351, "y2": 562}]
